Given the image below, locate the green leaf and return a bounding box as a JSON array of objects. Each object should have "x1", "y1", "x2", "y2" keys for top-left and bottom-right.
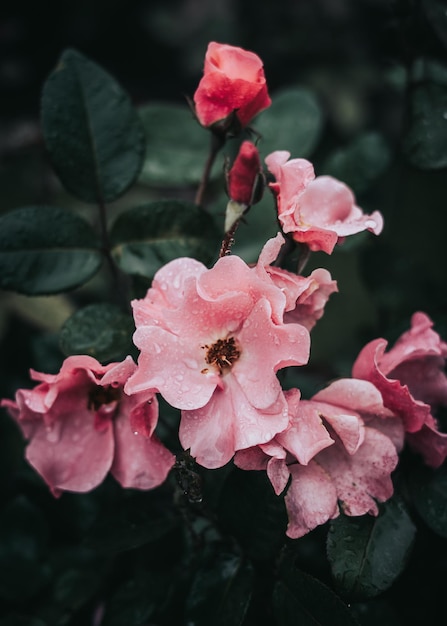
[
  {"x1": 59, "y1": 303, "x2": 135, "y2": 362},
  {"x1": 186, "y1": 549, "x2": 254, "y2": 626},
  {"x1": 41, "y1": 48, "x2": 145, "y2": 202},
  {"x1": 402, "y1": 58, "x2": 447, "y2": 169},
  {"x1": 322, "y1": 132, "x2": 391, "y2": 195},
  {"x1": 326, "y1": 499, "x2": 416, "y2": 601},
  {"x1": 139, "y1": 103, "x2": 219, "y2": 186},
  {"x1": 110, "y1": 199, "x2": 221, "y2": 277},
  {"x1": 409, "y1": 463, "x2": 447, "y2": 537},
  {"x1": 255, "y1": 87, "x2": 323, "y2": 159},
  {"x1": 217, "y1": 468, "x2": 287, "y2": 561},
  {"x1": 0, "y1": 205, "x2": 102, "y2": 295},
  {"x1": 273, "y1": 565, "x2": 359, "y2": 626}
]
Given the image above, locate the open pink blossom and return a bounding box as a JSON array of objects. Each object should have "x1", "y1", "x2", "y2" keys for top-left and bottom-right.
[
  {"x1": 193, "y1": 42, "x2": 271, "y2": 129},
  {"x1": 235, "y1": 379, "x2": 403, "y2": 538},
  {"x1": 353, "y1": 312, "x2": 447, "y2": 467},
  {"x1": 265, "y1": 151, "x2": 384, "y2": 254},
  {"x1": 1, "y1": 355, "x2": 175, "y2": 496},
  {"x1": 255, "y1": 232, "x2": 338, "y2": 330},
  {"x1": 125, "y1": 239, "x2": 311, "y2": 469}
]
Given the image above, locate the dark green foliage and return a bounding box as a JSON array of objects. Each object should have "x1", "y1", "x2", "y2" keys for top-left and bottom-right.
[
  {"x1": 41, "y1": 49, "x2": 145, "y2": 203},
  {"x1": 59, "y1": 303, "x2": 135, "y2": 363},
  {"x1": 139, "y1": 103, "x2": 218, "y2": 186},
  {"x1": 110, "y1": 199, "x2": 221, "y2": 277},
  {"x1": 255, "y1": 87, "x2": 323, "y2": 159},
  {"x1": 273, "y1": 557, "x2": 360, "y2": 626},
  {"x1": 327, "y1": 499, "x2": 416, "y2": 601},
  {"x1": 0, "y1": 206, "x2": 102, "y2": 294}
]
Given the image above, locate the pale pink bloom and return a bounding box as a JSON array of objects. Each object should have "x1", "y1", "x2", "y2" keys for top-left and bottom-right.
[
  {"x1": 193, "y1": 42, "x2": 271, "y2": 129},
  {"x1": 1, "y1": 355, "x2": 175, "y2": 496},
  {"x1": 235, "y1": 379, "x2": 403, "y2": 538},
  {"x1": 353, "y1": 312, "x2": 447, "y2": 467},
  {"x1": 256, "y1": 233, "x2": 338, "y2": 330},
  {"x1": 265, "y1": 151, "x2": 384, "y2": 254},
  {"x1": 125, "y1": 239, "x2": 310, "y2": 469}
]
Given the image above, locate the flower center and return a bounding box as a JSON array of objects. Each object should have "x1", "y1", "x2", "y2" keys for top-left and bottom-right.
[
  {"x1": 88, "y1": 385, "x2": 121, "y2": 412},
  {"x1": 202, "y1": 336, "x2": 241, "y2": 374}
]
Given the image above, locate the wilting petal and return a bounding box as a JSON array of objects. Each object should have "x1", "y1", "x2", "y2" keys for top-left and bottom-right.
[
  {"x1": 317, "y1": 427, "x2": 398, "y2": 516},
  {"x1": 285, "y1": 462, "x2": 339, "y2": 539}
]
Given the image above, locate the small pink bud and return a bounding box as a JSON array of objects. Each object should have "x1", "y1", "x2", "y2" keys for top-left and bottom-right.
[{"x1": 228, "y1": 141, "x2": 263, "y2": 205}]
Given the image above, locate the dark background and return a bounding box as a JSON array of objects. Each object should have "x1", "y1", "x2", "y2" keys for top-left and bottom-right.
[{"x1": 1, "y1": 2, "x2": 447, "y2": 624}]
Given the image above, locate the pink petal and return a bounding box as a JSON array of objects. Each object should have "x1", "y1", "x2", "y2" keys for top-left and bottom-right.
[
  {"x1": 179, "y1": 375, "x2": 289, "y2": 469},
  {"x1": 313, "y1": 378, "x2": 393, "y2": 417},
  {"x1": 111, "y1": 398, "x2": 175, "y2": 490},
  {"x1": 317, "y1": 427, "x2": 398, "y2": 516},
  {"x1": 125, "y1": 325, "x2": 219, "y2": 409},
  {"x1": 352, "y1": 338, "x2": 431, "y2": 432},
  {"x1": 25, "y1": 406, "x2": 114, "y2": 496},
  {"x1": 285, "y1": 462, "x2": 339, "y2": 539},
  {"x1": 234, "y1": 446, "x2": 270, "y2": 471},
  {"x1": 277, "y1": 392, "x2": 335, "y2": 465},
  {"x1": 267, "y1": 457, "x2": 290, "y2": 495},
  {"x1": 234, "y1": 299, "x2": 310, "y2": 410}
]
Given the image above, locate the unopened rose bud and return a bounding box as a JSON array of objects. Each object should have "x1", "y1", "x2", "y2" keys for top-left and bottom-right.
[
  {"x1": 224, "y1": 141, "x2": 264, "y2": 232},
  {"x1": 228, "y1": 141, "x2": 263, "y2": 204}
]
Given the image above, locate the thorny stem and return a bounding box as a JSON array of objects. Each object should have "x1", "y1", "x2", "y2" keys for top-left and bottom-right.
[
  {"x1": 194, "y1": 131, "x2": 226, "y2": 207},
  {"x1": 219, "y1": 218, "x2": 240, "y2": 257}
]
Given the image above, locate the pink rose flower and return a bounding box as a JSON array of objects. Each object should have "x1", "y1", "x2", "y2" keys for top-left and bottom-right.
[
  {"x1": 353, "y1": 312, "x2": 447, "y2": 467},
  {"x1": 235, "y1": 379, "x2": 403, "y2": 538},
  {"x1": 265, "y1": 150, "x2": 384, "y2": 254},
  {"x1": 1, "y1": 355, "x2": 175, "y2": 496},
  {"x1": 193, "y1": 42, "x2": 271, "y2": 129},
  {"x1": 125, "y1": 238, "x2": 310, "y2": 469}
]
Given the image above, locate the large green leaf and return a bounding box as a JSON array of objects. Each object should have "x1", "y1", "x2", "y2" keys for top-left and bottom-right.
[
  {"x1": 41, "y1": 49, "x2": 145, "y2": 202},
  {"x1": 255, "y1": 87, "x2": 323, "y2": 159},
  {"x1": 139, "y1": 103, "x2": 219, "y2": 186},
  {"x1": 110, "y1": 199, "x2": 221, "y2": 277},
  {"x1": 326, "y1": 499, "x2": 416, "y2": 601},
  {"x1": 0, "y1": 206, "x2": 103, "y2": 295},
  {"x1": 59, "y1": 303, "x2": 135, "y2": 363},
  {"x1": 402, "y1": 58, "x2": 447, "y2": 169},
  {"x1": 273, "y1": 564, "x2": 359, "y2": 626},
  {"x1": 409, "y1": 463, "x2": 447, "y2": 538},
  {"x1": 185, "y1": 549, "x2": 254, "y2": 626}
]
